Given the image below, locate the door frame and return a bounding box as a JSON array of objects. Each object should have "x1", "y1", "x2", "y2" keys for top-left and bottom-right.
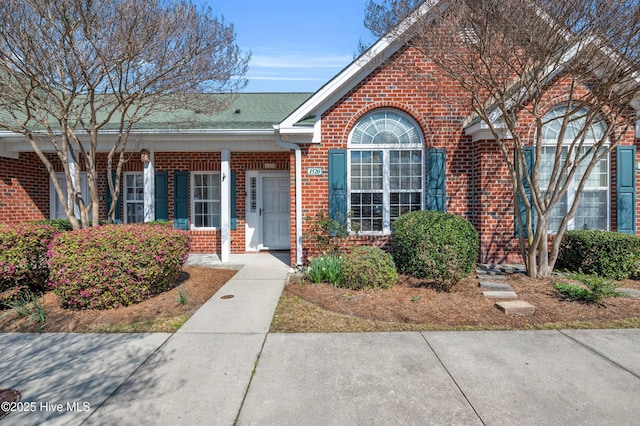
[{"x1": 245, "y1": 171, "x2": 291, "y2": 252}]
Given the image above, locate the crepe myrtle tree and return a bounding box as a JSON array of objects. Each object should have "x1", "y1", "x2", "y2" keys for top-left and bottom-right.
[
  {"x1": 0, "y1": 0, "x2": 249, "y2": 229},
  {"x1": 365, "y1": 0, "x2": 640, "y2": 277}
]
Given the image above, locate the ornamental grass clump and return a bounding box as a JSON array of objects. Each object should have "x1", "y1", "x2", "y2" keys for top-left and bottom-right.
[
  {"x1": 47, "y1": 224, "x2": 190, "y2": 310},
  {"x1": 554, "y1": 272, "x2": 624, "y2": 303},
  {"x1": 338, "y1": 246, "x2": 397, "y2": 290},
  {"x1": 0, "y1": 223, "x2": 58, "y2": 303},
  {"x1": 306, "y1": 254, "x2": 343, "y2": 285}
]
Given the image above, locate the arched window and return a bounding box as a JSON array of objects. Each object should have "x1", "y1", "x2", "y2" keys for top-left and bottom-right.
[
  {"x1": 348, "y1": 109, "x2": 425, "y2": 233},
  {"x1": 539, "y1": 105, "x2": 609, "y2": 232}
]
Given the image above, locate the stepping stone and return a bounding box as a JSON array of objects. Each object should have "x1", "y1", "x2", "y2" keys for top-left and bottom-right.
[
  {"x1": 616, "y1": 288, "x2": 640, "y2": 299},
  {"x1": 479, "y1": 281, "x2": 512, "y2": 291},
  {"x1": 477, "y1": 274, "x2": 506, "y2": 280},
  {"x1": 476, "y1": 269, "x2": 504, "y2": 276},
  {"x1": 500, "y1": 266, "x2": 526, "y2": 274},
  {"x1": 482, "y1": 291, "x2": 517, "y2": 300},
  {"x1": 495, "y1": 300, "x2": 536, "y2": 316}
]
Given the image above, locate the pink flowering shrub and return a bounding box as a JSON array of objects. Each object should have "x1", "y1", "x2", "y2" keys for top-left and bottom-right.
[
  {"x1": 47, "y1": 224, "x2": 190, "y2": 310},
  {"x1": 0, "y1": 223, "x2": 58, "y2": 303}
]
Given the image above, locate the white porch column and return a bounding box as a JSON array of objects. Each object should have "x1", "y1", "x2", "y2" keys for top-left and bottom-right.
[
  {"x1": 67, "y1": 151, "x2": 80, "y2": 217},
  {"x1": 143, "y1": 150, "x2": 155, "y2": 222},
  {"x1": 220, "y1": 149, "x2": 231, "y2": 262}
]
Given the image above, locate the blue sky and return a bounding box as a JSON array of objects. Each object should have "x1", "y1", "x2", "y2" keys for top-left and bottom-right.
[{"x1": 204, "y1": 1, "x2": 375, "y2": 93}]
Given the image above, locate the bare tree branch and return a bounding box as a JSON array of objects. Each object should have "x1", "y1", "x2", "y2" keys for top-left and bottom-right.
[
  {"x1": 366, "y1": 0, "x2": 640, "y2": 277},
  {"x1": 0, "y1": 0, "x2": 249, "y2": 228}
]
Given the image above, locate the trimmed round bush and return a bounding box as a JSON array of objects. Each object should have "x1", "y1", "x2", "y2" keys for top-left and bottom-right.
[
  {"x1": 391, "y1": 210, "x2": 479, "y2": 288},
  {"x1": 338, "y1": 246, "x2": 397, "y2": 290},
  {"x1": 47, "y1": 224, "x2": 191, "y2": 310},
  {"x1": 556, "y1": 230, "x2": 640, "y2": 280},
  {"x1": 0, "y1": 223, "x2": 58, "y2": 303}
]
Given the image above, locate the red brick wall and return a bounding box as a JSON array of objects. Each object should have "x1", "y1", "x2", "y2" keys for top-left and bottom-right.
[
  {"x1": 0, "y1": 152, "x2": 50, "y2": 223},
  {"x1": 300, "y1": 46, "x2": 476, "y2": 262},
  {"x1": 299, "y1": 47, "x2": 640, "y2": 264},
  {"x1": 0, "y1": 150, "x2": 290, "y2": 257}
]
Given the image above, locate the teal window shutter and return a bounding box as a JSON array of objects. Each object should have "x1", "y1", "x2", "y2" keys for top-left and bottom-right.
[
  {"x1": 515, "y1": 147, "x2": 535, "y2": 237},
  {"x1": 105, "y1": 171, "x2": 121, "y2": 224},
  {"x1": 173, "y1": 171, "x2": 189, "y2": 230},
  {"x1": 230, "y1": 171, "x2": 237, "y2": 230},
  {"x1": 155, "y1": 171, "x2": 169, "y2": 222},
  {"x1": 616, "y1": 146, "x2": 636, "y2": 235},
  {"x1": 427, "y1": 148, "x2": 446, "y2": 212},
  {"x1": 328, "y1": 149, "x2": 347, "y2": 224}
]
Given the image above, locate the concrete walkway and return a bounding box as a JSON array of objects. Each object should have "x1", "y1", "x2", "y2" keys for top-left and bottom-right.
[{"x1": 1, "y1": 253, "x2": 639, "y2": 425}]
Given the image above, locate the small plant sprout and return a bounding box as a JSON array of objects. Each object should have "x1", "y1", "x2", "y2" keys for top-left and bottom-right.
[
  {"x1": 2, "y1": 291, "x2": 46, "y2": 330},
  {"x1": 177, "y1": 286, "x2": 189, "y2": 305},
  {"x1": 411, "y1": 295, "x2": 420, "y2": 303}
]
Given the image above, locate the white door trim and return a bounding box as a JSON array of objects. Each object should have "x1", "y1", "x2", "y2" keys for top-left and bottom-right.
[{"x1": 245, "y1": 171, "x2": 290, "y2": 251}]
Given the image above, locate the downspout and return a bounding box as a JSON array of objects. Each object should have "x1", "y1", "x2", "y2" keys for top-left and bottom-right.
[{"x1": 274, "y1": 126, "x2": 303, "y2": 266}]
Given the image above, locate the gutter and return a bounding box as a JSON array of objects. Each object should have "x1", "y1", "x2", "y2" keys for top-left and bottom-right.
[{"x1": 274, "y1": 125, "x2": 303, "y2": 266}]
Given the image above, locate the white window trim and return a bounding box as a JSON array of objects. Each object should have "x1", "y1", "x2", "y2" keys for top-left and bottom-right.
[
  {"x1": 123, "y1": 171, "x2": 144, "y2": 224},
  {"x1": 50, "y1": 172, "x2": 89, "y2": 220},
  {"x1": 347, "y1": 109, "x2": 425, "y2": 235},
  {"x1": 540, "y1": 141, "x2": 611, "y2": 233},
  {"x1": 539, "y1": 105, "x2": 611, "y2": 233},
  {"x1": 190, "y1": 171, "x2": 221, "y2": 230}
]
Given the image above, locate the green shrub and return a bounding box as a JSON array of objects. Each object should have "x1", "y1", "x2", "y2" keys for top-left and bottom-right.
[
  {"x1": 32, "y1": 219, "x2": 74, "y2": 232},
  {"x1": 554, "y1": 272, "x2": 623, "y2": 303},
  {"x1": 556, "y1": 230, "x2": 640, "y2": 280},
  {"x1": 47, "y1": 224, "x2": 191, "y2": 310},
  {"x1": 391, "y1": 210, "x2": 479, "y2": 290},
  {"x1": 338, "y1": 246, "x2": 397, "y2": 290},
  {"x1": 142, "y1": 220, "x2": 172, "y2": 227},
  {"x1": 0, "y1": 223, "x2": 58, "y2": 302},
  {"x1": 306, "y1": 254, "x2": 343, "y2": 285}
]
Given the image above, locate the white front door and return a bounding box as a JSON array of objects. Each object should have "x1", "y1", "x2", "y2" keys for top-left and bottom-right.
[
  {"x1": 245, "y1": 172, "x2": 290, "y2": 251},
  {"x1": 260, "y1": 174, "x2": 290, "y2": 250}
]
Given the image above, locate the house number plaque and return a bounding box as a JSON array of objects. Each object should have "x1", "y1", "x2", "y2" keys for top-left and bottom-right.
[{"x1": 307, "y1": 167, "x2": 323, "y2": 176}]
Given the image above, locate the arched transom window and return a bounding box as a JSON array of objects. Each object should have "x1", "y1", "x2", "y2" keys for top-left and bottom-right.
[
  {"x1": 350, "y1": 109, "x2": 422, "y2": 146},
  {"x1": 539, "y1": 105, "x2": 609, "y2": 232},
  {"x1": 348, "y1": 109, "x2": 425, "y2": 233}
]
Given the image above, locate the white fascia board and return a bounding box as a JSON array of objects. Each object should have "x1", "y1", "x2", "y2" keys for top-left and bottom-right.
[
  {"x1": 0, "y1": 141, "x2": 19, "y2": 159},
  {"x1": 464, "y1": 120, "x2": 512, "y2": 142},
  {"x1": 279, "y1": 1, "x2": 440, "y2": 130},
  {"x1": 0, "y1": 132, "x2": 24, "y2": 159},
  {"x1": 277, "y1": 126, "x2": 316, "y2": 144},
  {"x1": 1, "y1": 128, "x2": 288, "y2": 153}
]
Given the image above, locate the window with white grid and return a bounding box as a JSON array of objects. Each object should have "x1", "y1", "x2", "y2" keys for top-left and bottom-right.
[
  {"x1": 124, "y1": 172, "x2": 144, "y2": 224},
  {"x1": 540, "y1": 106, "x2": 609, "y2": 232},
  {"x1": 192, "y1": 172, "x2": 221, "y2": 228},
  {"x1": 349, "y1": 109, "x2": 424, "y2": 233}
]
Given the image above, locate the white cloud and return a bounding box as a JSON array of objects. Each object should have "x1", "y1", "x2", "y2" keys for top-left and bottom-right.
[
  {"x1": 250, "y1": 52, "x2": 352, "y2": 70},
  {"x1": 249, "y1": 76, "x2": 327, "y2": 82}
]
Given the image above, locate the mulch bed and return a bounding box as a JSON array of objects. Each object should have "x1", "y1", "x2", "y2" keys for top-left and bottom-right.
[
  {"x1": 283, "y1": 273, "x2": 640, "y2": 329},
  {"x1": 0, "y1": 267, "x2": 237, "y2": 333}
]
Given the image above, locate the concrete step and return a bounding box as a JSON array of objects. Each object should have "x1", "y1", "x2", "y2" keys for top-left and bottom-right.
[
  {"x1": 479, "y1": 281, "x2": 512, "y2": 291},
  {"x1": 482, "y1": 291, "x2": 517, "y2": 300},
  {"x1": 616, "y1": 288, "x2": 640, "y2": 299},
  {"x1": 495, "y1": 300, "x2": 536, "y2": 316}
]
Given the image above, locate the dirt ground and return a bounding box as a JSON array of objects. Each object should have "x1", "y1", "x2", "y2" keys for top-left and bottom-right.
[
  {"x1": 3, "y1": 266, "x2": 639, "y2": 334},
  {"x1": 0, "y1": 267, "x2": 237, "y2": 333},
  {"x1": 273, "y1": 273, "x2": 640, "y2": 332}
]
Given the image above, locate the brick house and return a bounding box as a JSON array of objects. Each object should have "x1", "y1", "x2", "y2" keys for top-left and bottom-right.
[{"x1": 1, "y1": 8, "x2": 638, "y2": 266}]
